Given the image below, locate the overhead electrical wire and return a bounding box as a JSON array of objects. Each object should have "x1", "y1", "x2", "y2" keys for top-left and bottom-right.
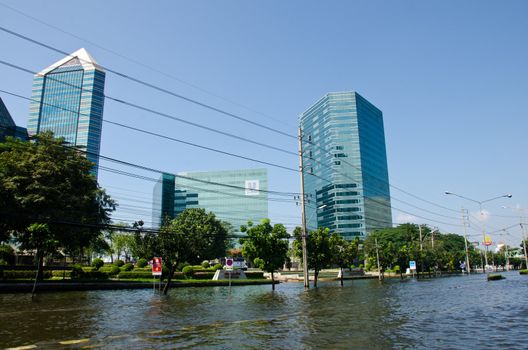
[
  {"x1": 0, "y1": 25, "x2": 470, "y2": 217},
  {"x1": 0, "y1": 1, "x2": 298, "y2": 130}
]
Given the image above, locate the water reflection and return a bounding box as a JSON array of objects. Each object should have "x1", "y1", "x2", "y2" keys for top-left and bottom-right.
[{"x1": 1, "y1": 272, "x2": 527, "y2": 349}]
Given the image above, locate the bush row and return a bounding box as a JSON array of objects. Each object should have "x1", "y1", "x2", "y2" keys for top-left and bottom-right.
[
  {"x1": 2, "y1": 270, "x2": 52, "y2": 280},
  {"x1": 520, "y1": 269, "x2": 528, "y2": 275}
]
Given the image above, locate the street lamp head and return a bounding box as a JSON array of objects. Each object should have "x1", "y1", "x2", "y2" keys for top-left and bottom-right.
[
  {"x1": 506, "y1": 194, "x2": 512, "y2": 198},
  {"x1": 445, "y1": 191, "x2": 452, "y2": 195}
]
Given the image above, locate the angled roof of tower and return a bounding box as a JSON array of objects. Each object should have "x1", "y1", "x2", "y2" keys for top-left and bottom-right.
[{"x1": 39, "y1": 48, "x2": 104, "y2": 75}]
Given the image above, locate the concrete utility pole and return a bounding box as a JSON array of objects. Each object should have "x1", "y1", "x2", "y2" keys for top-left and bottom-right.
[
  {"x1": 445, "y1": 192, "x2": 512, "y2": 274},
  {"x1": 461, "y1": 209, "x2": 471, "y2": 275},
  {"x1": 419, "y1": 225, "x2": 423, "y2": 251},
  {"x1": 521, "y1": 223, "x2": 528, "y2": 270},
  {"x1": 298, "y1": 127, "x2": 309, "y2": 289}
]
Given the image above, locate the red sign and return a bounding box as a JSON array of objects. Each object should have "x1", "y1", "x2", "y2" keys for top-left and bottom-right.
[
  {"x1": 152, "y1": 257, "x2": 162, "y2": 276},
  {"x1": 225, "y1": 258, "x2": 233, "y2": 270}
]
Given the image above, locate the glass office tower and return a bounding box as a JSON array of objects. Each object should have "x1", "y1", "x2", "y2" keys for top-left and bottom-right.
[
  {"x1": 300, "y1": 91, "x2": 391, "y2": 240},
  {"x1": 0, "y1": 97, "x2": 27, "y2": 142},
  {"x1": 152, "y1": 169, "x2": 268, "y2": 233},
  {"x1": 27, "y1": 48, "x2": 105, "y2": 177}
]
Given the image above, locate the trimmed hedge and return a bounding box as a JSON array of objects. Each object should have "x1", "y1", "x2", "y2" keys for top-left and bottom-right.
[
  {"x1": 92, "y1": 258, "x2": 104, "y2": 270},
  {"x1": 193, "y1": 272, "x2": 215, "y2": 280},
  {"x1": 74, "y1": 271, "x2": 109, "y2": 280},
  {"x1": 245, "y1": 271, "x2": 265, "y2": 279},
  {"x1": 182, "y1": 266, "x2": 194, "y2": 278},
  {"x1": 118, "y1": 271, "x2": 154, "y2": 279},
  {"x1": 137, "y1": 258, "x2": 148, "y2": 268},
  {"x1": 519, "y1": 269, "x2": 528, "y2": 275},
  {"x1": 122, "y1": 263, "x2": 134, "y2": 271},
  {"x1": 2, "y1": 270, "x2": 52, "y2": 280},
  {"x1": 114, "y1": 260, "x2": 125, "y2": 267},
  {"x1": 487, "y1": 274, "x2": 505, "y2": 281},
  {"x1": 52, "y1": 270, "x2": 72, "y2": 278}
]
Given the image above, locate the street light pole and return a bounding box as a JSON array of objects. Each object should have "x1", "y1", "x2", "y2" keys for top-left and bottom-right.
[
  {"x1": 502, "y1": 206, "x2": 528, "y2": 270},
  {"x1": 461, "y1": 208, "x2": 471, "y2": 275},
  {"x1": 445, "y1": 191, "x2": 512, "y2": 274}
]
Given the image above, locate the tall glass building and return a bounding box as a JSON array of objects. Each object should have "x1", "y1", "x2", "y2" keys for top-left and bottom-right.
[
  {"x1": 152, "y1": 169, "x2": 268, "y2": 233},
  {"x1": 0, "y1": 97, "x2": 27, "y2": 142},
  {"x1": 300, "y1": 91, "x2": 392, "y2": 240},
  {"x1": 27, "y1": 48, "x2": 105, "y2": 177}
]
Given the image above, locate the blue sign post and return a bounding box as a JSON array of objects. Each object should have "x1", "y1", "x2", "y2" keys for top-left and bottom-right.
[{"x1": 409, "y1": 261, "x2": 416, "y2": 270}]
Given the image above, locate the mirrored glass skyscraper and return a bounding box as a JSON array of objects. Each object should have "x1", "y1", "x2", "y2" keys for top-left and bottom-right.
[
  {"x1": 27, "y1": 48, "x2": 105, "y2": 177},
  {"x1": 300, "y1": 91, "x2": 392, "y2": 240},
  {"x1": 152, "y1": 169, "x2": 268, "y2": 233}
]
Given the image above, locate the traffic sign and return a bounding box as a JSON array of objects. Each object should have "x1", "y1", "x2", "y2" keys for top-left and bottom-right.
[
  {"x1": 225, "y1": 258, "x2": 234, "y2": 270},
  {"x1": 409, "y1": 261, "x2": 416, "y2": 270},
  {"x1": 152, "y1": 257, "x2": 162, "y2": 276}
]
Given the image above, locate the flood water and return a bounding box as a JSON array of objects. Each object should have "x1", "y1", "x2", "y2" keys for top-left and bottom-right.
[{"x1": 1, "y1": 272, "x2": 527, "y2": 349}]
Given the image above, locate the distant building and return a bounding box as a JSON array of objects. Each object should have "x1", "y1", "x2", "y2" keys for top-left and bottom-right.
[
  {"x1": 27, "y1": 48, "x2": 105, "y2": 177},
  {"x1": 0, "y1": 97, "x2": 28, "y2": 142},
  {"x1": 300, "y1": 91, "x2": 392, "y2": 240},
  {"x1": 152, "y1": 169, "x2": 268, "y2": 232}
]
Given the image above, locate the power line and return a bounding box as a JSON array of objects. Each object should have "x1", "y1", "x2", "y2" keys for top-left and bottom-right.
[
  {"x1": 0, "y1": 25, "x2": 466, "y2": 218},
  {"x1": 0, "y1": 25, "x2": 296, "y2": 140},
  {"x1": 0, "y1": 1, "x2": 298, "y2": 130}
]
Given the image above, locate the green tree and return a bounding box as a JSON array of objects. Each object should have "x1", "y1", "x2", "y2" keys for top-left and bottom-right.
[
  {"x1": 240, "y1": 219, "x2": 289, "y2": 291},
  {"x1": 0, "y1": 133, "x2": 115, "y2": 287},
  {"x1": 158, "y1": 208, "x2": 228, "y2": 294},
  {"x1": 111, "y1": 233, "x2": 136, "y2": 262},
  {"x1": 330, "y1": 235, "x2": 361, "y2": 286},
  {"x1": 293, "y1": 227, "x2": 334, "y2": 287}
]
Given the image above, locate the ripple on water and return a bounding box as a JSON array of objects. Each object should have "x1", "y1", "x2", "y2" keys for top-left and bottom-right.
[{"x1": 1, "y1": 272, "x2": 527, "y2": 349}]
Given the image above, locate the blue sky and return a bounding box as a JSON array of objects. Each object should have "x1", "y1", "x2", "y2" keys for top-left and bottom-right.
[{"x1": 1, "y1": 0, "x2": 527, "y2": 247}]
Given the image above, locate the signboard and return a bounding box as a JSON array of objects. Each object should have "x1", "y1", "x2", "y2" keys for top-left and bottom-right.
[
  {"x1": 245, "y1": 180, "x2": 260, "y2": 196},
  {"x1": 409, "y1": 261, "x2": 416, "y2": 270},
  {"x1": 225, "y1": 258, "x2": 234, "y2": 270},
  {"x1": 483, "y1": 235, "x2": 492, "y2": 246},
  {"x1": 152, "y1": 257, "x2": 162, "y2": 276}
]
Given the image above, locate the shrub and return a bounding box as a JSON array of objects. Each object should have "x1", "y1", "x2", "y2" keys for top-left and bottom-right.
[
  {"x1": 193, "y1": 272, "x2": 215, "y2": 280},
  {"x1": 245, "y1": 271, "x2": 265, "y2": 279},
  {"x1": 0, "y1": 244, "x2": 15, "y2": 265},
  {"x1": 109, "y1": 266, "x2": 121, "y2": 276},
  {"x1": 393, "y1": 265, "x2": 401, "y2": 274},
  {"x1": 82, "y1": 267, "x2": 94, "y2": 272},
  {"x1": 114, "y1": 260, "x2": 125, "y2": 267},
  {"x1": 182, "y1": 266, "x2": 194, "y2": 279},
  {"x1": 118, "y1": 271, "x2": 154, "y2": 279},
  {"x1": 176, "y1": 262, "x2": 190, "y2": 272},
  {"x1": 201, "y1": 260, "x2": 210, "y2": 269},
  {"x1": 487, "y1": 274, "x2": 505, "y2": 281},
  {"x1": 73, "y1": 271, "x2": 109, "y2": 280},
  {"x1": 71, "y1": 264, "x2": 84, "y2": 279},
  {"x1": 137, "y1": 258, "x2": 148, "y2": 268},
  {"x1": 213, "y1": 263, "x2": 223, "y2": 271},
  {"x1": 3, "y1": 270, "x2": 52, "y2": 279},
  {"x1": 52, "y1": 270, "x2": 71, "y2": 278},
  {"x1": 122, "y1": 263, "x2": 134, "y2": 271},
  {"x1": 91, "y1": 258, "x2": 104, "y2": 270},
  {"x1": 520, "y1": 269, "x2": 528, "y2": 275}
]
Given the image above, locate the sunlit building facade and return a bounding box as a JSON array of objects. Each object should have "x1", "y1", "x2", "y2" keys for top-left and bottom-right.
[
  {"x1": 152, "y1": 169, "x2": 268, "y2": 233},
  {"x1": 27, "y1": 48, "x2": 105, "y2": 177},
  {"x1": 300, "y1": 91, "x2": 392, "y2": 240}
]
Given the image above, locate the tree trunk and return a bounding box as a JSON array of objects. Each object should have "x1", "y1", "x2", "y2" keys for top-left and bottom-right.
[
  {"x1": 271, "y1": 271, "x2": 275, "y2": 291},
  {"x1": 314, "y1": 270, "x2": 318, "y2": 287},
  {"x1": 399, "y1": 270, "x2": 403, "y2": 280},
  {"x1": 340, "y1": 267, "x2": 344, "y2": 286},
  {"x1": 163, "y1": 267, "x2": 174, "y2": 295},
  {"x1": 32, "y1": 249, "x2": 44, "y2": 298}
]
